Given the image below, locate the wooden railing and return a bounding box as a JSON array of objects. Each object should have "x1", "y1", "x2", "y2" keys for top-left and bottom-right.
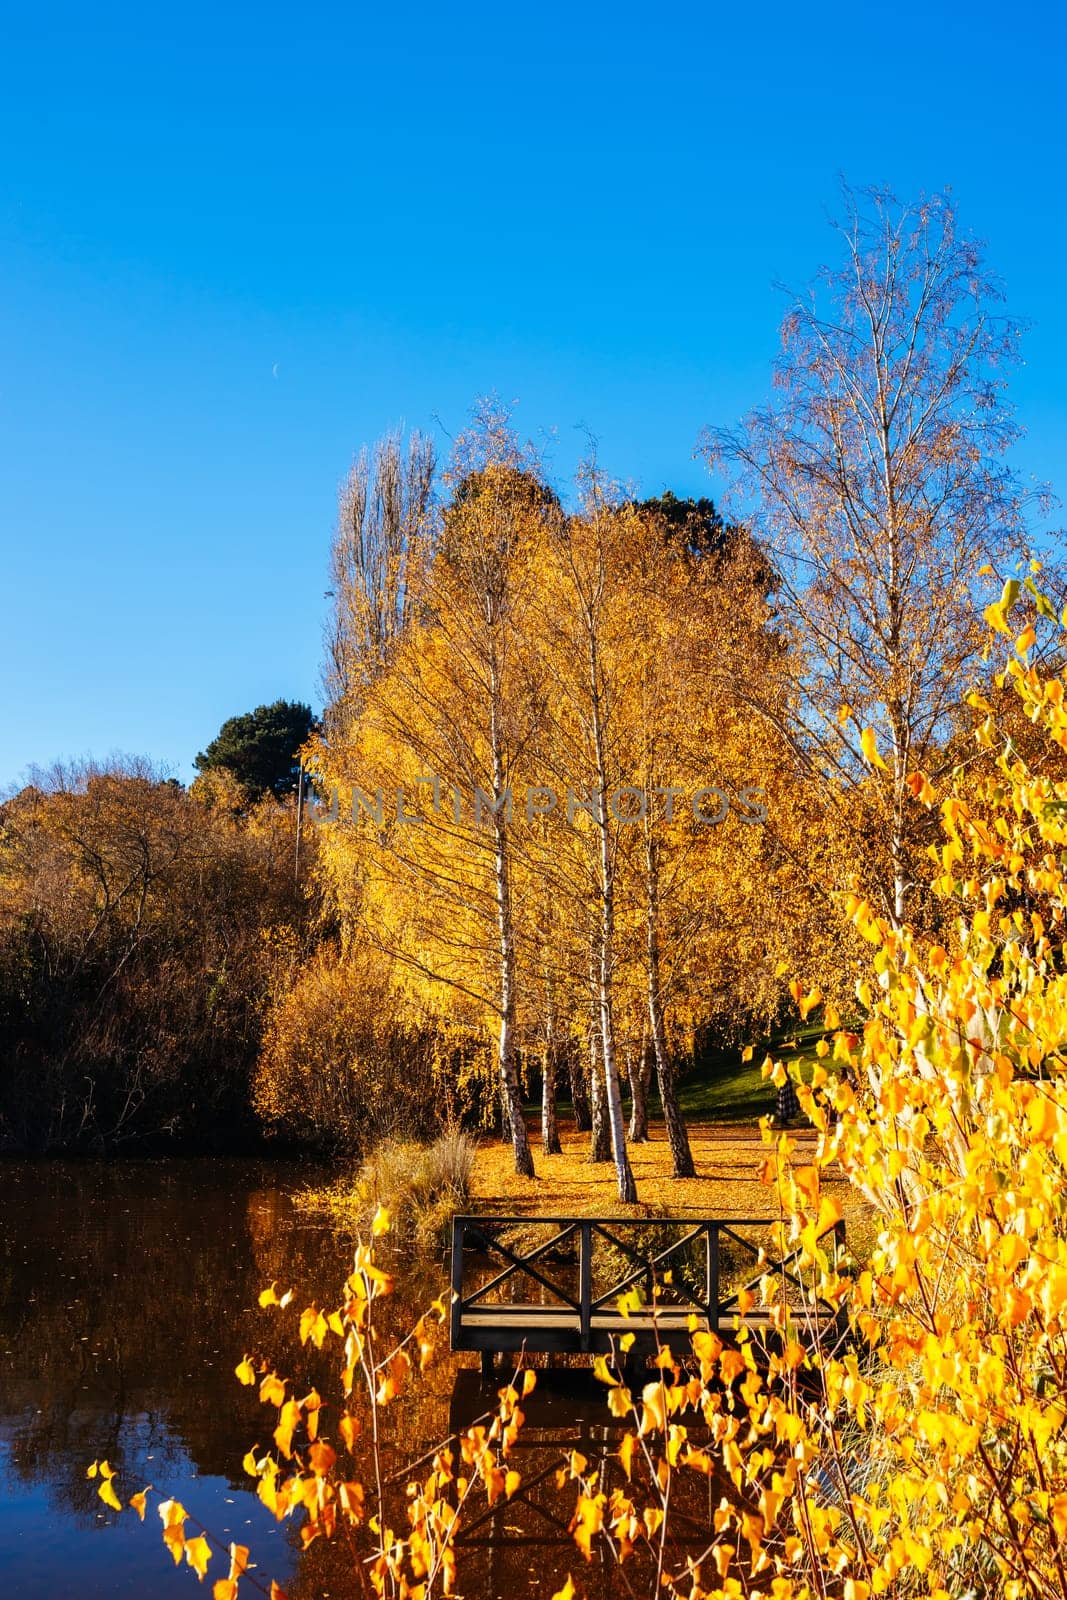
[{"x1": 450, "y1": 1214, "x2": 847, "y2": 1358}]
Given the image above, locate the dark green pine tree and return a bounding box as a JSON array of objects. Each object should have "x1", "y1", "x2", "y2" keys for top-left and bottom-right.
[{"x1": 194, "y1": 700, "x2": 317, "y2": 800}]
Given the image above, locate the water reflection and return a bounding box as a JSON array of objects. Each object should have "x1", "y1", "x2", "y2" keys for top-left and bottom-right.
[
  {"x1": 445, "y1": 1368, "x2": 722, "y2": 1600},
  {"x1": 0, "y1": 1162, "x2": 723, "y2": 1599},
  {"x1": 0, "y1": 1161, "x2": 359, "y2": 1597}
]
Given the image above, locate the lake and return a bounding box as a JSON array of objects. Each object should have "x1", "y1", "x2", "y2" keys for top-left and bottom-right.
[
  {"x1": 0, "y1": 1159, "x2": 446, "y2": 1599},
  {"x1": 0, "y1": 1160, "x2": 720, "y2": 1599}
]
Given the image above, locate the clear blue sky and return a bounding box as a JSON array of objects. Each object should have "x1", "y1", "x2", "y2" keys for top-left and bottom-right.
[{"x1": 2, "y1": 0, "x2": 1065, "y2": 788}]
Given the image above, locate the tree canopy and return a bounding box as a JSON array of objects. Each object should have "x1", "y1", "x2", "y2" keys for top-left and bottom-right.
[{"x1": 194, "y1": 700, "x2": 318, "y2": 800}]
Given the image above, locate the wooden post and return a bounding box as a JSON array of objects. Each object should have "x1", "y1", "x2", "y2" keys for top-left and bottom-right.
[
  {"x1": 706, "y1": 1224, "x2": 719, "y2": 1327},
  {"x1": 579, "y1": 1220, "x2": 592, "y2": 1351},
  {"x1": 450, "y1": 1216, "x2": 465, "y2": 1357}
]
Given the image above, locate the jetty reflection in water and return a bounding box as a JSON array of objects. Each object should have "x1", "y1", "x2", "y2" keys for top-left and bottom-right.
[{"x1": 446, "y1": 1366, "x2": 721, "y2": 1599}]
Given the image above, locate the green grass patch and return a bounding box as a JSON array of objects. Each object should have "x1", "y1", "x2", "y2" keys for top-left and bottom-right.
[
  {"x1": 672, "y1": 1019, "x2": 831, "y2": 1122},
  {"x1": 540, "y1": 1018, "x2": 840, "y2": 1127}
]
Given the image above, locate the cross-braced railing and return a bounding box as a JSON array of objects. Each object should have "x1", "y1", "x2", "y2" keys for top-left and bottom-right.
[{"x1": 450, "y1": 1214, "x2": 847, "y2": 1358}]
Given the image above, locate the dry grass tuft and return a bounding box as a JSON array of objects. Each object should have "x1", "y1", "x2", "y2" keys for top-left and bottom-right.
[{"x1": 302, "y1": 1128, "x2": 476, "y2": 1251}]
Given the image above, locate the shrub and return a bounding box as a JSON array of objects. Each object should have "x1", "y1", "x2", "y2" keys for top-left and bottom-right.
[{"x1": 254, "y1": 946, "x2": 442, "y2": 1150}]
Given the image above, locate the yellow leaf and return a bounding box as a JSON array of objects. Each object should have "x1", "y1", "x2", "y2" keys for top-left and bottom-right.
[
  {"x1": 550, "y1": 1578, "x2": 576, "y2": 1600},
  {"x1": 234, "y1": 1357, "x2": 256, "y2": 1386},
  {"x1": 1052, "y1": 1494, "x2": 1067, "y2": 1541},
  {"x1": 371, "y1": 1204, "x2": 391, "y2": 1237},
  {"x1": 798, "y1": 987, "x2": 822, "y2": 1020},
  {"x1": 86, "y1": 1461, "x2": 98, "y2": 1480},
  {"x1": 185, "y1": 1535, "x2": 212, "y2": 1581},
  {"x1": 98, "y1": 1478, "x2": 122, "y2": 1512},
  {"x1": 607, "y1": 1384, "x2": 633, "y2": 1419},
  {"x1": 259, "y1": 1373, "x2": 286, "y2": 1407},
  {"x1": 274, "y1": 1399, "x2": 301, "y2": 1458},
  {"x1": 162, "y1": 1526, "x2": 186, "y2": 1565},
  {"x1": 213, "y1": 1583, "x2": 238, "y2": 1600},
  {"x1": 129, "y1": 1489, "x2": 150, "y2": 1520},
  {"x1": 308, "y1": 1440, "x2": 337, "y2": 1476},
  {"x1": 640, "y1": 1381, "x2": 667, "y2": 1433},
  {"x1": 299, "y1": 1306, "x2": 329, "y2": 1348},
  {"x1": 860, "y1": 726, "x2": 889, "y2": 771}
]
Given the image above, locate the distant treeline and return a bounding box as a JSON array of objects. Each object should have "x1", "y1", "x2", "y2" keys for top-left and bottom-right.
[{"x1": 0, "y1": 762, "x2": 314, "y2": 1152}]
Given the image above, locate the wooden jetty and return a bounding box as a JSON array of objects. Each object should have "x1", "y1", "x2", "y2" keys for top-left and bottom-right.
[{"x1": 450, "y1": 1214, "x2": 846, "y2": 1372}]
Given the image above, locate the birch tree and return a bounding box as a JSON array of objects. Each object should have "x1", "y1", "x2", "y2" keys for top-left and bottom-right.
[
  {"x1": 324, "y1": 428, "x2": 437, "y2": 721},
  {"x1": 536, "y1": 476, "x2": 642, "y2": 1203},
  {"x1": 317, "y1": 412, "x2": 555, "y2": 1177},
  {"x1": 702, "y1": 184, "x2": 1036, "y2": 925}
]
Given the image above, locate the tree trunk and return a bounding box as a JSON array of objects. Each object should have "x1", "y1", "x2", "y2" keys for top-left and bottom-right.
[
  {"x1": 568, "y1": 1043, "x2": 592, "y2": 1132},
  {"x1": 646, "y1": 825, "x2": 695, "y2": 1177},
  {"x1": 541, "y1": 1038, "x2": 562, "y2": 1155},
  {"x1": 489, "y1": 678, "x2": 534, "y2": 1178},
  {"x1": 588, "y1": 1028, "x2": 612, "y2": 1162},
  {"x1": 628, "y1": 1035, "x2": 651, "y2": 1142},
  {"x1": 653, "y1": 1037, "x2": 695, "y2": 1180},
  {"x1": 598, "y1": 996, "x2": 636, "y2": 1203},
  {"x1": 590, "y1": 772, "x2": 636, "y2": 1202},
  {"x1": 497, "y1": 998, "x2": 533, "y2": 1176}
]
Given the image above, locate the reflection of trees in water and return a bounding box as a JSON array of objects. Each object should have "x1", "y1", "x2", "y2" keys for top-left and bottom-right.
[
  {"x1": 0, "y1": 1161, "x2": 353, "y2": 1511},
  {"x1": 0, "y1": 1162, "x2": 727, "y2": 1596}
]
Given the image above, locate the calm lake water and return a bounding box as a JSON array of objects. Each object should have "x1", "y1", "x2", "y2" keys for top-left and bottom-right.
[
  {"x1": 0, "y1": 1160, "x2": 718, "y2": 1599},
  {"x1": 0, "y1": 1159, "x2": 435, "y2": 1599}
]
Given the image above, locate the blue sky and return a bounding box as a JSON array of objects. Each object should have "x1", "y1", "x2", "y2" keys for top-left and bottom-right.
[{"x1": 2, "y1": 0, "x2": 1065, "y2": 787}]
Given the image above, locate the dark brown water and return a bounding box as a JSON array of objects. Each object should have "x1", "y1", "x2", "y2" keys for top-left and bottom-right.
[
  {"x1": 0, "y1": 1160, "x2": 398, "y2": 1598},
  {"x1": 0, "y1": 1161, "x2": 720, "y2": 1599}
]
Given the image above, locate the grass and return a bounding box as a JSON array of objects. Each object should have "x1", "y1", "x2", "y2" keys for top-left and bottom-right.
[
  {"x1": 482, "y1": 1021, "x2": 877, "y2": 1261},
  {"x1": 541, "y1": 1020, "x2": 836, "y2": 1126},
  {"x1": 675, "y1": 1020, "x2": 831, "y2": 1121},
  {"x1": 300, "y1": 1128, "x2": 476, "y2": 1251},
  {"x1": 472, "y1": 1123, "x2": 876, "y2": 1261}
]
